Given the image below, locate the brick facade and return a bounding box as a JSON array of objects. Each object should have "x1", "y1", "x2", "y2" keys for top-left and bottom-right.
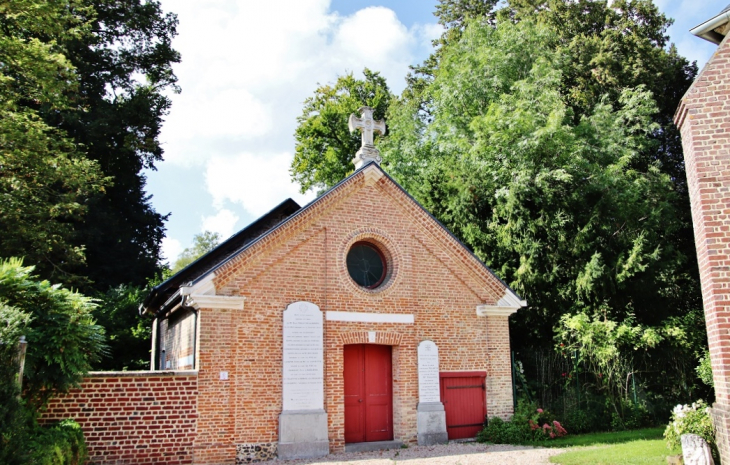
[
  {"x1": 676, "y1": 33, "x2": 730, "y2": 463},
  {"x1": 184, "y1": 164, "x2": 518, "y2": 462},
  {"x1": 40, "y1": 371, "x2": 198, "y2": 465}
]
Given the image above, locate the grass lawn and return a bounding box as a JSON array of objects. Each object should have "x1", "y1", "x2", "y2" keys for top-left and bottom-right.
[{"x1": 547, "y1": 427, "x2": 681, "y2": 465}]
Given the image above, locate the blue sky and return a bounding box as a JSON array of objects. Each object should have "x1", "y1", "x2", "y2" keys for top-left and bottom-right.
[{"x1": 148, "y1": 0, "x2": 725, "y2": 264}]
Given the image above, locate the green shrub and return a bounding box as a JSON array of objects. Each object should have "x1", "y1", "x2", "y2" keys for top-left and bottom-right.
[
  {"x1": 562, "y1": 409, "x2": 593, "y2": 434},
  {"x1": 29, "y1": 420, "x2": 87, "y2": 465},
  {"x1": 697, "y1": 350, "x2": 714, "y2": 387},
  {"x1": 663, "y1": 400, "x2": 717, "y2": 463},
  {"x1": 611, "y1": 400, "x2": 652, "y2": 431}
]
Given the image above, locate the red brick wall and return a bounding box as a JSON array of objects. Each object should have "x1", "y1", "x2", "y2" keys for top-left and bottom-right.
[
  {"x1": 187, "y1": 166, "x2": 515, "y2": 462},
  {"x1": 40, "y1": 371, "x2": 197, "y2": 465},
  {"x1": 676, "y1": 34, "x2": 730, "y2": 462}
]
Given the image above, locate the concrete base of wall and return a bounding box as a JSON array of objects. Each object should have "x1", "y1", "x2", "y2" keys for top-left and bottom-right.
[
  {"x1": 711, "y1": 403, "x2": 730, "y2": 463},
  {"x1": 417, "y1": 402, "x2": 448, "y2": 446},
  {"x1": 278, "y1": 409, "x2": 329, "y2": 460}
]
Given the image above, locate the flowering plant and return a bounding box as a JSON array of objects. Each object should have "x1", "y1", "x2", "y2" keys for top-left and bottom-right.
[
  {"x1": 478, "y1": 400, "x2": 568, "y2": 444},
  {"x1": 664, "y1": 400, "x2": 716, "y2": 460}
]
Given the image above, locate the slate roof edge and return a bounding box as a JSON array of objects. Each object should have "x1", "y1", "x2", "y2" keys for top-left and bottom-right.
[{"x1": 141, "y1": 198, "x2": 301, "y2": 314}]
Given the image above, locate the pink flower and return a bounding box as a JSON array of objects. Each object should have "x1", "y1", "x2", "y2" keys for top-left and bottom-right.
[
  {"x1": 537, "y1": 408, "x2": 544, "y2": 414},
  {"x1": 529, "y1": 420, "x2": 538, "y2": 430},
  {"x1": 549, "y1": 432, "x2": 556, "y2": 439},
  {"x1": 553, "y1": 421, "x2": 568, "y2": 436}
]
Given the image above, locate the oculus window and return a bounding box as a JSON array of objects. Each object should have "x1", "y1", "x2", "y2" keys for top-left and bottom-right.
[{"x1": 346, "y1": 242, "x2": 387, "y2": 289}]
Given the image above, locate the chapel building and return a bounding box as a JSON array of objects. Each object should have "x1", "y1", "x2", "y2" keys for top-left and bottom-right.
[{"x1": 42, "y1": 108, "x2": 524, "y2": 465}]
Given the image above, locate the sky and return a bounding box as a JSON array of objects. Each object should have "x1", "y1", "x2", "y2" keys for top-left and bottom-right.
[{"x1": 148, "y1": 0, "x2": 727, "y2": 265}]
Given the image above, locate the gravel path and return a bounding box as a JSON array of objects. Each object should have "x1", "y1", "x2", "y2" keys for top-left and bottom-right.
[{"x1": 273, "y1": 442, "x2": 566, "y2": 465}]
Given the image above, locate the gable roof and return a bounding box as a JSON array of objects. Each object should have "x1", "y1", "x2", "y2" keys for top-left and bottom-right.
[
  {"x1": 142, "y1": 162, "x2": 524, "y2": 316},
  {"x1": 690, "y1": 5, "x2": 730, "y2": 44}
]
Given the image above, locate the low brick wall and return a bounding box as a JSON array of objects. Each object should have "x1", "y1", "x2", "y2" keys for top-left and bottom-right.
[{"x1": 40, "y1": 371, "x2": 198, "y2": 465}]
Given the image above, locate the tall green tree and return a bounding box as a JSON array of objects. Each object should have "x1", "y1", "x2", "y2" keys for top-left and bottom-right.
[
  {"x1": 0, "y1": 0, "x2": 109, "y2": 280},
  {"x1": 291, "y1": 69, "x2": 393, "y2": 194},
  {"x1": 51, "y1": 0, "x2": 180, "y2": 292},
  {"x1": 1, "y1": 0, "x2": 180, "y2": 291},
  {"x1": 383, "y1": 18, "x2": 704, "y2": 407}
]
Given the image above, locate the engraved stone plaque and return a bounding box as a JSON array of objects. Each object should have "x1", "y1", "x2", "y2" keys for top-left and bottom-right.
[
  {"x1": 282, "y1": 301, "x2": 324, "y2": 411},
  {"x1": 418, "y1": 340, "x2": 441, "y2": 403}
]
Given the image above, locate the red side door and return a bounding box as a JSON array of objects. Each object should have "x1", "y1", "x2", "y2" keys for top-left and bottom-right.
[
  {"x1": 344, "y1": 344, "x2": 393, "y2": 443},
  {"x1": 441, "y1": 372, "x2": 487, "y2": 440}
]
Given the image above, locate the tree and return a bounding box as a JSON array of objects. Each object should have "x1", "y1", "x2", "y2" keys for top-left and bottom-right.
[
  {"x1": 381, "y1": 19, "x2": 705, "y2": 410},
  {"x1": 0, "y1": 258, "x2": 106, "y2": 408},
  {"x1": 290, "y1": 69, "x2": 393, "y2": 194},
  {"x1": 51, "y1": 0, "x2": 180, "y2": 292},
  {"x1": 0, "y1": 0, "x2": 109, "y2": 282},
  {"x1": 93, "y1": 284, "x2": 152, "y2": 370},
  {"x1": 1, "y1": 0, "x2": 180, "y2": 292},
  {"x1": 172, "y1": 231, "x2": 221, "y2": 273}
]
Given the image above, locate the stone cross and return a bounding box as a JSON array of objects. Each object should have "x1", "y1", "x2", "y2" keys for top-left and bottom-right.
[{"x1": 349, "y1": 106, "x2": 386, "y2": 169}]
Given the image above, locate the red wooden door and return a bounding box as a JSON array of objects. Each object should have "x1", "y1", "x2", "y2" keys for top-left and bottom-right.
[
  {"x1": 344, "y1": 344, "x2": 393, "y2": 443},
  {"x1": 440, "y1": 372, "x2": 487, "y2": 440}
]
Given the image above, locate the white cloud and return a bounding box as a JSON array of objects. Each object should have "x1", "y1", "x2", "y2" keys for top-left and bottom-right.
[
  {"x1": 158, "y1": 0, "x2": 430, "y2": 167},
  {"x1": 201, "y1": 208, "x2": 240, "y2": 239},
  {"x1": 205, "y1": 152, "x2": 316, "y2": 217},
  {"x1": 161, "y1": 237, "x2": 183, "y2": 263}
]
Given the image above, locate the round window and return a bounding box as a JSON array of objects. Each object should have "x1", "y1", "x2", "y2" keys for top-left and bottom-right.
[{"x1": 346, "y1": 242, "x2": 387, "y2": 289}]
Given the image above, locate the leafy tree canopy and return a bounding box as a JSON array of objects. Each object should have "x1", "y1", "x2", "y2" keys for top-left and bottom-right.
[
  {"x1": 0, "y1": 0, "x2": 180, "y2": 292},
  {"x1": 55, "y1": 0, "x2": 181, "y2": 292},
  {"x1": 0, "y1": 0, "x2": 110, "y2": 280},
  {"x1": 172, "y1": 231, "x2": 221, "y2": 273},
  {"x1": 291, "y1": 69, "x2": 393, "y2": 194}
]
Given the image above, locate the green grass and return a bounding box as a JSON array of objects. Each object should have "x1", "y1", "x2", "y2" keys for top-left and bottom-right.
[
  {"x1": 547, "y1": 427, "x2": 665, "y2": 448},
  {"x1": 548, "y1": 428, "x2": 681, "y2": 465}
]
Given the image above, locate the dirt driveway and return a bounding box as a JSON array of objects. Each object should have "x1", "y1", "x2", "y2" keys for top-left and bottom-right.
[{"x1": 274, "y1": 443, "x2": 566, "y2": 465}]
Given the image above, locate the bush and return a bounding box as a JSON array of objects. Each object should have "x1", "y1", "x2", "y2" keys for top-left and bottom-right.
[
  {"x1": 611, "y1": 400, "x2": 652, "y2": 431},
  {"x1": 478, "y1": 400, "x2": 568, "y2": 444},
  {"x1": 29, "y1": 420, "x2": 87, "y2": 465},
  {"x1": 664, "y1": 400, "x2": 717, "y2": 462},
  {"x1": 562, "y1": 409, "x2": 593, "y2": 435}
]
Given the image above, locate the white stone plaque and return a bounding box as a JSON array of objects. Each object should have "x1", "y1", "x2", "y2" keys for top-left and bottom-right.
[
  {"x1": 282, "y1": 301, "x2": 324, "y2": 411},
  {"x1": 418, "y1": 340, "x2": 441, "y2": 403}
]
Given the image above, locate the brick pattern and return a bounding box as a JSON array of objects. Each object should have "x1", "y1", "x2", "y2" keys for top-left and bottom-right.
[
  {"x1": 39, "y1": 372, "x2": 197, "y2": 465},
  {"x1": 676, "y1": 34, "x2": 730, "y2": 462},
  {"x1": 188, "y1": 165, "x2": 516, "y2": 463},
  {"x1": 338, "y1": 331, "x2": 403, "y2": 345}
]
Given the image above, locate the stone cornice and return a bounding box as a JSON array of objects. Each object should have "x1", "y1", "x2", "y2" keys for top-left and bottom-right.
[
  {"x1": 476, "y1": 290, "x2": 526, "y2": 317},
  {"x1": 185, "y1": 294, "x2": 245, "y2": 310},
  {"x1": 475, "y1": 305, "x2": 519, "y2": 317}
]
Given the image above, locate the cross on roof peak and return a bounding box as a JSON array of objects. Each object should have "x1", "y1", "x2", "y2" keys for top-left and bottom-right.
[{"x1": 348, "y1": 106, "x2": 386, "y2": 169}]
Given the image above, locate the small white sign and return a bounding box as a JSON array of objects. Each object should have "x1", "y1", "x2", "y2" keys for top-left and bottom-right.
[{"x1": 219, "y1": 371, "x2": 229, "y2": 381}]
